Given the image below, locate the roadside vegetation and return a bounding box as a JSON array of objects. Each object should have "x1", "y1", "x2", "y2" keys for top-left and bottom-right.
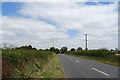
[
  {"x1": 2, "y1": 43, "x2": 120, "y2": 78},
  {"x1": 2, "y1": 45, "x2": 63, "y2": 78},
  {"x1": 65, "y1": 49, "x2": 120, "y2": 66},
  {"x1": 34, "y1": 54, "x2": 64, "y2": 78},
  {"x1": 50, "y1": 46, "x2": 120, "y2": 66}
]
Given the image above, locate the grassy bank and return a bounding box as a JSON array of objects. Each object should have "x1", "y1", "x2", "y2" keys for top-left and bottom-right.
[
  {"x1": 2, "y1": 49, "x2": 55, "y2": 78},
  {"x1": 66, "y1": 50, "x2": 120, "y2": 66},
  {"x1": 33, "y1": 54, "x2": 64, "y2": 78}
]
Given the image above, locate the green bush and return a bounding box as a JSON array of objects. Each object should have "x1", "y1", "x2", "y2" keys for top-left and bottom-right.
[
  {"x1": 66, "y1": 50, "x2": 115, "y2": 58},
  {"x1": 2, "y1": 48, "x2": 55, "y2": 78},
  {"x1": 66, "y1": 50, "x2": 119, "y2": 66}
]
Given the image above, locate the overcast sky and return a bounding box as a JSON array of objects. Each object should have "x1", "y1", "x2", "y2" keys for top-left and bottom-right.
[{"x1": 1, "y1": 1, "x2": 118, "y2": 50}]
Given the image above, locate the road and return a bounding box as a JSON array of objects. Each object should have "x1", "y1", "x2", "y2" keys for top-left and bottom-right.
[{"x1": 59, "y1": 54, "x2": 118, "y2": 78}]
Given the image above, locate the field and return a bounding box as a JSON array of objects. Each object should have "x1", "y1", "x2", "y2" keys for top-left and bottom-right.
[
  {"x1": 66, "y1": 50, "x2": 120, "y2": 66},
  {"x1": 2, "y1": 48, "x2": 56, "y2": 78}
]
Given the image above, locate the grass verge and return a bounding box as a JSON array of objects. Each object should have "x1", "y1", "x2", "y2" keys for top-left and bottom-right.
[
  {"x1": 67, "y1": 54, "x2": 119, "y2": 66},
  {"x1": 33, "y1": 54, "x2": 64, "y2": 78}
]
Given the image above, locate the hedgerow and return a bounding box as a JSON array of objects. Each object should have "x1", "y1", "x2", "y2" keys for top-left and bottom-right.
[
  {"x1": 66, "y1": 50, "x2": 115, "y2": 58},
  {"x1": 2, "y1": 49, "x2": 55, "y2": 78}
]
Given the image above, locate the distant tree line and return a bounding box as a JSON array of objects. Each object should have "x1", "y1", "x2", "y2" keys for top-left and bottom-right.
[
  {"x1": 2, "y1": 42, "x2": 119, "y2": 54},
  {"x1": 16, "y1": 45, "x2": 37, "y2": 50},
  {"x1": 49, "y1": 46, "x2": 83, "y2": 54},
  {"x1": 1, "y1": 43, "x2": 83, "y2": 54}
]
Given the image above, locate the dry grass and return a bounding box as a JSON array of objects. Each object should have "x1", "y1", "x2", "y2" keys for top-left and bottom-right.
[{"x1": 34, "y1": 54, "x2": 64, "y2": 78}]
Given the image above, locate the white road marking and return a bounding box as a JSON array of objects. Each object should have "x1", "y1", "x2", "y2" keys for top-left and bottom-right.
[
  {"x1": 92, "y1": 68, "x2": 110, "y2": 76},
  {"x1": 75, "y1": 60, "x2": 79, "y2": 63}
]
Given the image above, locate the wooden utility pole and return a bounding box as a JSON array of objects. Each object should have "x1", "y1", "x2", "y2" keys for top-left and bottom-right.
[
  {"x1": 85, "y1": 34, "x2": 89, "y2": 50},
  {"x1": 52, "y1": 34, "x2": 54, "y2": 47}
]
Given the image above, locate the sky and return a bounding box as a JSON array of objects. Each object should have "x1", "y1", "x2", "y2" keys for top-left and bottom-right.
[
  {"x1": 1, "y1": 0, "x2": 119, "y2": 2},
  {"x1": 1, "y1": 1, "x2": 119, "y2": 50}
]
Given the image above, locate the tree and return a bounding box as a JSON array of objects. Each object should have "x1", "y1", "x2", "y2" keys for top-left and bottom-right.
[
  {"x1": 19, "y1": 45, "x2": 28, "y2": 49},
  {"x1": 77, "y1": 47, "x2": 82, "y2": 51},
  {"x1": 28, "y1": 45, "x2": 32, "y2": 49},
  {"x1": 39, "y1": 49, "x2": 43, "y2": 51},
  {"x1": 55, "y1": 48, "x2": 60, "y2": 54},
  {"x1": 45, "y1": 49, "x2": 49, "y2": 51},
  {"x1": 19, "y1": 45, "x2": 33, "y2": 49},
  {"x1": 60, "y1": 47, "x2": 68, "y2": 53},
  {"x1": 71, "y1": 48, "x2": 75, "y2": 52},
  {"x1": 110, "y1": 49, "x2": 114, "y2": 52},
  {"x1": 50, "y1": 47, "x2": 55, "y2": 52},
  {"x1": 32, "y1": 47, "x2": 37, "y2": 50}
]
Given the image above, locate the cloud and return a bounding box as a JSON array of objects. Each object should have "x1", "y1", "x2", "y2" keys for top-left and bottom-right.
[
  {"x1": 2, "y1": 0, "x2": 119, "y2": 2},
  {"x1": 2, "y1": 16, "x2": 69, "y2": 48},
  {"x1": 19, "y1": 2, "x2": 117, "y2": 30},
  {"x1": 2, "y1": 0, "x2": 89, "y2": 2},
  {"x1": 2, "y1": 2, "x2": 118, "y2": 49}
]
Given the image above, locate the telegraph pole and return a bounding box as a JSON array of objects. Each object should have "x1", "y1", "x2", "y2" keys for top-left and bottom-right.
[
  {"x1": 85, "y1": 34, "x2": 89, "y2": 50},
  {"x1": 52, "y1": 32, "x2": 56, "y2": 47},
  {"x1": 52, "y1": 34, "x2": 54, "y2": 47}
]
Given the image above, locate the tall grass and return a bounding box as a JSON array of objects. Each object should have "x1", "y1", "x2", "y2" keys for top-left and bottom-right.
[{"x1": 2, "y1": 49, "x2": 55, "y2": 78}]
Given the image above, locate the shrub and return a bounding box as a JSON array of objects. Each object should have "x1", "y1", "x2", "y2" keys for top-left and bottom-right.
[
  {"x1": 2, "y1": 48, "x2": 55, "y2": 78},
  {"x1": 66, "y1": 50, "x2": 115, "y2": 58}
]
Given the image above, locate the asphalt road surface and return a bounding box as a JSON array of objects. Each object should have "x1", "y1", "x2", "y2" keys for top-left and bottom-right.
[{"x1": 59, "y1": 54, "x2": 118, "y2": 78}]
